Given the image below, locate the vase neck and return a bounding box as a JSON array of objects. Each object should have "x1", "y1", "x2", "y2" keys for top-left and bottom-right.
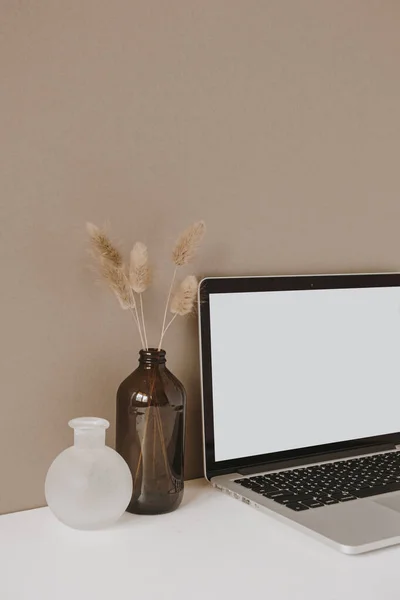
[
  {"x1": 69, "y1": 417, "x2": 109, "y2": 449},
  {"x1": 139, "y1": 348, "x2": 166, "y2": 368}
]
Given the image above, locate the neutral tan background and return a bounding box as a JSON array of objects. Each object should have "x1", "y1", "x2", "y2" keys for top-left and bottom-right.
[{"x1": 1, "y1": 1, "x2": 399, "y2": 514}]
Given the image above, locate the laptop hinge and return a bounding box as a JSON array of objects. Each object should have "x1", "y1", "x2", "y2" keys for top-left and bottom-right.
[{"x1": 237, "y1": 443, "x2": 396, "y2": 476}]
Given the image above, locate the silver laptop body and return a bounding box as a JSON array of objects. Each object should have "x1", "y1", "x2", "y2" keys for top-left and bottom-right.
[{"x1": 199, "y1": 274, "x2": 400, "y2": 554}]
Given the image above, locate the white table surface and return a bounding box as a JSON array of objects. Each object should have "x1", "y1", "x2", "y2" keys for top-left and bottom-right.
[{"x1": 1, "y1": 478, "x2": 400, "y2": 600}]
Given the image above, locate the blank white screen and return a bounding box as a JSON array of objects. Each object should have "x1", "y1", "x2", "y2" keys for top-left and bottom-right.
[{"x1": 210, "y1": 287, "x2": 400, "y2": 462}]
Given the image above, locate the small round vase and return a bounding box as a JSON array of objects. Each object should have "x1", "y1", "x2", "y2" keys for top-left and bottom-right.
[{"x1": 45, "y1": 417, "x2": 133, "y2": 530}]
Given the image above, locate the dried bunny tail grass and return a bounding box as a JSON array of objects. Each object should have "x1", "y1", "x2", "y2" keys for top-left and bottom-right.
[
  {"x1": 172, "y1": 221, "x2": 206, "y2": 267},
  {"x1": 170, "y1": 275, "x2": 198, "y2": 316},
  {"x1": 99, "y1": 258, "x2": 132, "y2": 310},
  {"x1": 158, "y1": 221, "x2": 205, "y2": 348},
  {"x1": 86, "y1": 222, "x2": 123, "y2": 267},
  {"x1": 129, "y1": 242, "x2": 152, "y2": 293}
]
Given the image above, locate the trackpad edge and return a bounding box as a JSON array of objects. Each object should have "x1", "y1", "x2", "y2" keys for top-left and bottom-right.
[{"x1": 373, "y1": 492, "x2": 400, "y2": 513}]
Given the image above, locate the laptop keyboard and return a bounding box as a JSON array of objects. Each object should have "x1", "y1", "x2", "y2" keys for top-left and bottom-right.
[{"x1": 234, "y1": 451, "x2": 400, "y2": 512}]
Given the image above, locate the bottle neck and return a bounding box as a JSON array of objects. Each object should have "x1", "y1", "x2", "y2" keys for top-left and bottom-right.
[
  {"x1": 74, "y1": 428, "x2": 106, "y2": 449},
  {"x1": 139, "y1": 348, "x2": 166, "y2": 369},
  {"x1": 69, "y1": 417, "x2": 109, "y2": 449}
]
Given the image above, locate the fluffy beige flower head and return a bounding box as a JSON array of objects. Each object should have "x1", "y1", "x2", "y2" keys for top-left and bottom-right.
[
  {"x1": 99, "y1": 258, "x2": 132, "y2": 310},
  {"x1": 170, "y1": 275, "x2": 198, "y2": 316},
  {"x1": 129, "y1": 242, "x2": 152, "y2": 293},
  {"x1": 172, "y1": 221, "x2": 206, "y2": 267},
  {"x1": 86, "y1": 222, "x2": 123, "y2": 267}
]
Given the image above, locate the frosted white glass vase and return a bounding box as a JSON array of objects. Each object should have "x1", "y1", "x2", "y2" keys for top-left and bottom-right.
[{"x1": 45, "y1": 417, "x2": 133, "y2": 530}]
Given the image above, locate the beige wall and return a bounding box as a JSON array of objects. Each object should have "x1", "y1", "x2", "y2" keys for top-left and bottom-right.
[{"x1": 1, "y1": 1, "x2": 400, "y2": 514}]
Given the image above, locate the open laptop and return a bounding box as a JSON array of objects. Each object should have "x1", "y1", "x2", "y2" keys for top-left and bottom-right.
[{"x1": 198, "y1": 273, "x2": 400, "y2": 554}]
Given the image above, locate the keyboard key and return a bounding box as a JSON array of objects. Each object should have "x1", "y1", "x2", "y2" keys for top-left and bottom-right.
[
  {"x1": 290, "y1": 492, "x2": 314, "y2": 501},
  {"x1": 317, "y1": 497, "x2": 339, "y2": 506},
  {"x1": 301, "y1": 499, "x2": 325, "y2": 508},
  {"x1": 279, "y1": 486, "x2": 297, "y2": 494},
  {"x1": 273, "y1": 495, "x2": 300, "y2": 505},
  {"x1": 236, "y1": 479, "x2": 252, "y2": 488},
  {"x1": 336, "y1": 495, "x2": 357, "y2": 502},
  {"x1": 331, "y1": 492, "x2": 357, "y2": 502},
  {"x1": 263, "y1": 491, "x2": 291, "y2": 499},
  {"x1": 286, "y1": 502, "x2": 309, "y2": 512},
  {"x1": 258, "y1": 485, "x2": 281, "y2": 494}
]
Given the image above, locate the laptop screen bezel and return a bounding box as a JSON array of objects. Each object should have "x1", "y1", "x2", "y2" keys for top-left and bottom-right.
[{"x1": 199, "y1": 273, "x2": 400, "y2": 480}]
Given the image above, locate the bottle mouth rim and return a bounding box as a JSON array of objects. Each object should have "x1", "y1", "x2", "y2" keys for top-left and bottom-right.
[
  {"x1": 139, "y1": 348, "x2": 166, "y2": 355},
  {"x1": 68, "y1": 417, "x2": 110, "y2": 431},
  {"x1": 139, "y1": 348, "x2": 167, "y2": 363}
]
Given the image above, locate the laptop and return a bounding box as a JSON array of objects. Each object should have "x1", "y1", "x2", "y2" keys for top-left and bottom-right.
[{"x1": 198, "y1": 273, "x2": 400, "y2": 554}]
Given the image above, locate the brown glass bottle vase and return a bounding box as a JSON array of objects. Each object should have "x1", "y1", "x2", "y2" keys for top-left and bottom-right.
[{"x1": 116, "y1": 348, "x2": 186, "y2": 515}]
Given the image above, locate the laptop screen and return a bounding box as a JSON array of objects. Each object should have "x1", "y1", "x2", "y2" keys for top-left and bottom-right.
[{"x1": 209, "y1": 286, "x2": 400, "y2": 462}]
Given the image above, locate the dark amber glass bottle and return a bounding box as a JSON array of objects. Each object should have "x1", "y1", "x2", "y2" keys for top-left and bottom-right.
[{"x1": 116, "y1": 349, "x2": 186, "y2": 514}]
